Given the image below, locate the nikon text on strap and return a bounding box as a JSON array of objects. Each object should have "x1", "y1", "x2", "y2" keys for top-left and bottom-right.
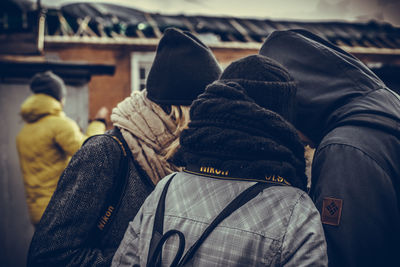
[
  {"x1": 184, "y1": 164, "x2": 291, "y2": 186},
  {"x1": 84, "y1": 128, "x2": 132, "y2": 244}
]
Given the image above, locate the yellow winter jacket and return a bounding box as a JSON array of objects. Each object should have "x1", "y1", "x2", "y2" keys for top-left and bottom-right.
[{"x1": 16, "y1": 94, "x2": 106, "y2": 225}]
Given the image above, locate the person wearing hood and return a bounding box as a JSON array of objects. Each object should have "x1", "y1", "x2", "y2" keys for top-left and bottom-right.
[
  {"x1": 27, "y1": 28, "x2": 222, "y2": 267},
  {"x1": 260, "y1": 29, "x2": 400, "y2": 267},
  {"x1": 112, "y1": 55, "x2": 327, "y2": 267},
  {"x1": 16, "y1": 71, "x2": 107, "y2": 227}
]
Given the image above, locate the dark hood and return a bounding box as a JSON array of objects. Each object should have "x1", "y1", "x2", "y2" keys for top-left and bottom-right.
[{"x1": 259, "y1": 29, "x2": 400, "y2": 145}]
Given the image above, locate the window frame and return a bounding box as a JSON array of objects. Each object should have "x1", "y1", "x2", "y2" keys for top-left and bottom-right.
[{"x1": 131, "y1": 51, "x2": 156, "y2": 92}]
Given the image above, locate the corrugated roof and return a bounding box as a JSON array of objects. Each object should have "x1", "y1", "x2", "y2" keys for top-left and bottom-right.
[{"x1": 3, "y1": 2, "x2": 400, "y2": 51}]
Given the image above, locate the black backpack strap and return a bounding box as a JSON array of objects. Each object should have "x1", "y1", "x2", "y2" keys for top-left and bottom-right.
[
  {"x1": 85, "y1": 128, "x2": 131, "y2": 244},
  {"x1": 147, "y1": 174, "x2": 177, "y2": 267},
  {"x1": 147, "y1": 179, "x2": 280, "y2": 267}
]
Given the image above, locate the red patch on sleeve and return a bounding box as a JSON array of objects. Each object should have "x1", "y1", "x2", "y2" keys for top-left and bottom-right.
[{"x1": 321, "y1": 197, "x2": 343, "y2": 226}]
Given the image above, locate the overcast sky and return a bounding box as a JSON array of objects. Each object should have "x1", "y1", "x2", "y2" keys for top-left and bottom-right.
[{"x1": 40, "y1": 0, "x2": 400, "y2": 25}]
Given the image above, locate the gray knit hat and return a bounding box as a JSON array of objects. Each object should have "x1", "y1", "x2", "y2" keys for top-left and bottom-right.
[
  {"x1": 177, "y1": 55, "x2": 307, "y2": 190},
  {"x1": 146, "y1": 28, "x2": 222, "y2": 106},
  {"x1": 30, "y1": 71, "x2": 67, "y2": 101},
  {"x1": 220, "y1": 55, "x2": 297, "y2": 123}
]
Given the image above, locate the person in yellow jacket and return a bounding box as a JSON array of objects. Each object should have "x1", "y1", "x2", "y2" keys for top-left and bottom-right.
[{"x1": 16, "y1": 71, "x2": 107, "y2": 226}]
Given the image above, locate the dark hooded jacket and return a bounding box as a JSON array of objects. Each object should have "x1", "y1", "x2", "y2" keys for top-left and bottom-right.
[{"x1": 260, "y1": 29, "x2": 400, "y2": 267}]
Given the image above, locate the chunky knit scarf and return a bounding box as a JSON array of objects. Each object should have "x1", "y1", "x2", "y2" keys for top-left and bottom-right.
[
  {"x1": 111, "y1": 90, "x2": 181, "y2": 185},
  {"x1": 178, "y1": 81, "x2": 308, "y2": 191}
]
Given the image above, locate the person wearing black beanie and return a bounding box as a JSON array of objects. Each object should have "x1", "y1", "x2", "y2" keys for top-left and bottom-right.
[
  {"x1": 112, "y1": 55, "x2": 328, "y2": 266},
  {"x1": 28, "y1": 28, "x2": 222, "y2": 267}
]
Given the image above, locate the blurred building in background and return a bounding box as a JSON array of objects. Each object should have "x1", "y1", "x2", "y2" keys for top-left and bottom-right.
[
  {"x1": 1, "y1": 0, "x2": 400, "y2": 266},
  {"x1": 43, "y1": 2, "x2": 400, "y2": 118}
]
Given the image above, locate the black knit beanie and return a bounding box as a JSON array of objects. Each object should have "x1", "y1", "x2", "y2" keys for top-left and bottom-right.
[
  {"x1": 30, "y1": 71, "x2": 67, "y2": 102},
  {"x1": 175, "y1": 55, "x2": 307, "y2": 191},
  {"x1": 176, "y1": 81, "x2": 307, "y2": 191},
  {"x1": 146, "y1": 28, "x2": 222, "y2": 106},
  {"x1": 220, "y1": 55, "x2": 296, "y2": 123}
]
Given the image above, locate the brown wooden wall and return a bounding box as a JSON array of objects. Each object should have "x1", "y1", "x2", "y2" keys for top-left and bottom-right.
[
  {"x1": 46, "y1": 44, "x2": 136, "y2": 126},
  {"x1": 213, "y1": 48, "x2": 258, "y2": 67}
]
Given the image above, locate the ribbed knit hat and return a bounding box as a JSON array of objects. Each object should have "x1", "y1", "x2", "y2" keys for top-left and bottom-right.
[
  {"x1": 220, "y1": 55, "x2": 297, "y2": 123},
  {"x1": 176, "y1": 68, "x2": 307, "y2": 190},
  {"x1": 30, "y1": 71, "x2": 67, "y2": 102},
  {"x1": 146, "y1": 27, "x2": 222, "y2": 106}
]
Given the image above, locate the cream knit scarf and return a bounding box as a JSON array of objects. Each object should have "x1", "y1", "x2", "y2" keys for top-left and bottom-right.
[{"x1": 111, "y1": 90, "x2": 180, "y2": 185}]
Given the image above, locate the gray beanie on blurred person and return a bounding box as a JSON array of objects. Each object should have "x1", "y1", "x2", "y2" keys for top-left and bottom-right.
[{"x1": 30, "y1": 71, "x2": 67, "y2": 102}]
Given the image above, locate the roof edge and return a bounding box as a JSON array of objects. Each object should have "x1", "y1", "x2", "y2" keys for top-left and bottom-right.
[
  {"x1": 0, "y1": 60, "x2": 115, "y2": 84},
  {"x1": 45, "y1": 35, "x2": 400, "y2": 54},
  {"x1": 44, "y1": 35, "x2": 261, "y2": 50},
  {"x1": 341, "y1": 46, "x2": 400, "y2": 55}
]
